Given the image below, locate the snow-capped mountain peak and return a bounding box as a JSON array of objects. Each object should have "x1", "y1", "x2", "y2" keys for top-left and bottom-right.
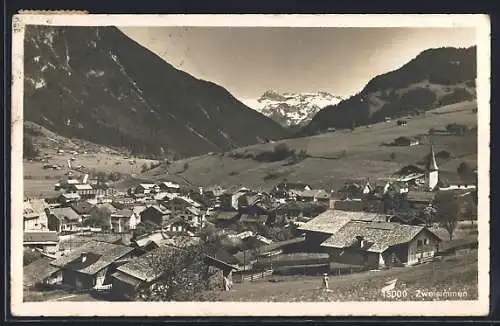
[{"x1": 241, "y1": 90, "x2": 344, "y2": 127}]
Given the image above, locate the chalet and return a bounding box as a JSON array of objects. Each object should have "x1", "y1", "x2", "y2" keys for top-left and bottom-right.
[
  {"x1": 70, "y1": 200, "x2": 95, "y2": 220},
  {"x1": 393, "y1": 136, "x2": 419, "y2": 147},
  {"x1": 162, "y1": 217, "x2": 191, "y2": 234},
  {"x1": 23, "y1": 257, "x2": 62, "y2": 287},
  {"x1": 320, "y1": 221, "x2": 441, "y2": 269},
  {"x1": 219, "y1": 192, "x2": 246, "y2": 211},
  {"x1": 91, "y1": 202, "x2": 118, "y2": 215},
  {"x1": 110, "y1": 209, "x2": 140, "y2": 233},
  {"x1": 23, "y1": 230, "x2": 60, "y2": 254},
  {"x1": 67, "y1": 184, "x2": 97, "y2": 199},
  {"x1": 139, "y1": 205, "x2": 172, "y2": 228},
  {"x1": 57, "y1": 192, "x2": 81, "y2": 205},
  {"x1": 298, "y1": 210, "x2": 389, "y2": 250},
  {"x1": 134, "y1": 184, "x2": 159, "y2": 196},
  {"x1": 47, "y1": 207, "x2": 82, "y2": 233},
  {"x1": 291, "y1": 189, "x2": 330, "y2": 204},
  {"x1": 213, "y1": 211, "x2": 241, "y2": 227},
  {"x1": 158, "y1": 181, "x2": 181, "y2": 194},
  {"x1": 50, "y1": 240, "x2": 136, "y2": 290},
  {"x1": 338, "y1": 182, "x2": 364, "y2": 200},
  {"x1": 163, "y1": 196, "x2": 202, "y2": 213},
  {"x1": 298, "y1": 210, "x2": 441, "y2": 269},
  {"x1": 23, "y1": 199, "x2": 49, "y2": 230}
]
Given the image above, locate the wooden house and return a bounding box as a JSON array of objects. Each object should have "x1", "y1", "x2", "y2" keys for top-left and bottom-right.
[
  {"x1": 23, "y1": 230, "x2": 60, "y2": 254},
  {"x1": 68, "y1": 184, "x2": 97, "y2": 199},
  {"x1": 47, "y1": 207, "x2": 82, "y2": 233},
  {"x1": 158, "y1": 181, "x2": 181, "y2": 194},
  {"x1": 23, "y1": 199, "x2": 49, "y2": 231},
  {"x1": 298, "y1": 210, "x2": 441, "y2": 269},
  {"x1": 50, "y1": 240, "x2": 136, "y2": 290},
  {"x1": 70, "y1": 200, "x2": 95, "y2": 221},
  {"x1": 139, "y1": 205, "x2": 172, "y2": 228},
  {"x1": 393, "y1": 136, "x2": 420, "y2": 147},
  {"x1": 23, "y1": 257, "x2": 62, "y2": 287},
  {"x1": 405, "y1": 191, "x2": 436, "y2": 209},
  {"x1": 110, "y1": 209, "x2": 140, "y2": 233},
  {"x1": 57, "y1": 192, "x2": 81, "y2": 205},
  {"x1": 134, "y1": 184, "x2": 160, "y2": 196}
]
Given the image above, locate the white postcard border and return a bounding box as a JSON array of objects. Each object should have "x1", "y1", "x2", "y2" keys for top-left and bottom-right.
[{"x1": 10, "y1": 13, "x2": 491, "y2": 317}]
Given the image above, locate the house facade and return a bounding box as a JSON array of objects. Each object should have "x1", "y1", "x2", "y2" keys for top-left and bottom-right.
[
  {"x1": 50, "y1": 241, "x2": 136, "y2": 290},
  {"x1": 23, "y1": 199, "x2": 49, "y2": 230},
  {"x1": 139, "y1": 205, "x2": 172, "y2": 228},
  {"x1": 110, "y1": 209, "x2": 140, "y2": 233},
  {"x1": 23, "y1": 230, "x2": 60, "y2": 254}
]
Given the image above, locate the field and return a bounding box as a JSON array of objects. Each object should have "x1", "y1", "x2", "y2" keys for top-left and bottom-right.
[
  {"x1": 23, "y1": 122, "x2": 159, "y2": 197},
  {"x1": 143, "y1": 100, "x2": 478, "y2": 191},
  {"x1": 219, "y1": 250, "x2": 478, "y2": 302}
]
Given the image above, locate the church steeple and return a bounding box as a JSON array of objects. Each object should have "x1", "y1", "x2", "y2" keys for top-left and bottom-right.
[
  {"x1": 428, "y1": 144, "x2": 439, "y2": 172},
  {"x1": 426, "y1": 143, "x2": 439, "y2": 191}
]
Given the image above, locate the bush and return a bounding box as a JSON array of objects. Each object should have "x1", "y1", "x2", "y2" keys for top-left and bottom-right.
[
  {"x1": 390, "y1": 152, "x2": 396, "y2": 160},
  {"x1": 183, "y1": 163, "x2": 190, "y2": 171}
]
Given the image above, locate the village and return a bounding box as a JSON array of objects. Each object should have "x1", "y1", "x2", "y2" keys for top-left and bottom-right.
[{"x1": 23, "y1": 137, "x2": 479, "y2": 302}]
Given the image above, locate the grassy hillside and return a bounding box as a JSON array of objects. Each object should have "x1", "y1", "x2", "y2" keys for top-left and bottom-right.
[
  {"x1": 140, "y1": 100, "x2": 478, "y2": 191},
  {"x1": 299, "y1": 46, "x2": 476, "y2": 136},
  {"x1": 24, "y1": 26, "x2": 288, "y2": 159}
]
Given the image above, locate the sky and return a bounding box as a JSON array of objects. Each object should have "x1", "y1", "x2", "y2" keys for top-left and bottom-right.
[{"x1": 119, "y1": 27, "x2": 476, "y2": 100}]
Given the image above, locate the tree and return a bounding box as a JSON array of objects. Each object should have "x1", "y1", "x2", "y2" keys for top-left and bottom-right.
[
  {"x1": 183, "y1": 163, "x2": 190, "y2": 171},
  {"x1": 141, "y1": 163, "x2": 149, "y2": 173},
  {"x1": 421, "y1": 204, "x2": 437, "y2": 227},
  {"x1": 434, "y1": 192, "x2": 461, "y2": 240},
  {"x1": 85, "y1": 207, "x2": 112, "y2": 230},
  {"x1": 390, "y1": 152, "x2": 397, "y2": 160},
  {"x1": 137, "y1": 239, "x2": 221, "y2": 301}
]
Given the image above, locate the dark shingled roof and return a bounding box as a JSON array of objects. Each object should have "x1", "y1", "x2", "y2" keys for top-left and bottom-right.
[
  {"x1": 49, "y1": 207, "x2": 81, "y2": 222},
  {"x1": 23, "y1": 257, "x2": 60, "y2": 286},
  {"x1": 70, "y1": 201, "x2": 95, "y2": 215},
  {"x1": 321, "y1": 221, "x2": 441, "y2": 253},
  {"x1": 24, "y1": 231, "x2": 59, "y2": 243},
  {"x1": 50, "y1": 240, "x2": 134, "y2": 275}
]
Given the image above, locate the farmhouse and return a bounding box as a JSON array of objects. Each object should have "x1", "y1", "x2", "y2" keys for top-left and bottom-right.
[
  {"x1": 158, "y1": 181, "x2": 181, "y2": 194},
  {"x1": 321, "y1": 221, "x2": 441, "y2": 269},
  {"x1": 134, "y1": 184, "x2": 159, "y2": 196},
  {"x1": 23, "y1": 199, "x2": 49, "y2": 230},
  {"x1": 139, "y1": 205, "x2": 172, "y2": 228},
  {"x1": 23, "y1": 257, "x2": 62, "y2": 287},
  {"x1": 47, "y1": 207, "x2": 82, "y2": 232},
  {"x1": 57, "y1": 192, "x2": 81, "y2": 205},
  {"x1": 291, "y1": 189, "x2": 330, "y2": 204},
  {"x1": 23, "y1": 230, "x2": 60, "y2": 254},
  {"x1": 70, "y1": 200, "x2": 95, "y2": 220},
  {"x1": 298, "y1": 210, "x2": 441, "y2": 269},
  {"x1": 50, "y1": 240, "x2": 136, "y2": 290},
  {"x1": 213, "y1": 211, "x2": 241, "y2": 227},
  {"x1": 110, "y1": 209, "x2": 140, "y2": 233},
  {"x1": 68, "y1": 184, "x2": 97, "y2": 199},
  {"x1": 438, "y1": 171, "x2": 477, "y2": 191}
]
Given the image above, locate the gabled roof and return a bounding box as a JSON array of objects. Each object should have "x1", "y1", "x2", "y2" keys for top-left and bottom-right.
[
  {"x1": 298, "y1": 210, "x2": 387, "y2": 234},
  {"x1": 23, "y1": 257, "x2": 60, "y2": 286},
  {"x1": 49, "y1": 207, "x2": 81, "y2": 222},
  {"x1": 138, "y1": 183, "x2": 157, "y2": 189},
  {"x1": 116, "y1": 245, "x2": 185, "y2": 282},
  {"x1": 24, "y1": 199, "x2": 49, "y2": 218},
  {"x1": 160, "y1": 181, "x2": 180, "y2": 189},
  {"x1": 214, "y1": 211, "x2": 240, "y2": 221},
  {"x1": 24, "y1": 231, "x2": 59, "y2": 243},
  {"x1": 70, "y1": 201, "x2": 95, "y2": 215},
  {"x1": 112, "y1": 208, "x2": 135, "y2": 218},
  {"x1": 321, "y1": 221, "x2": 440, "y2": 253},
  {"x1": 94, "y1": 202, "x2": 118, "y2": 213},
  {"x1": 141, "y1": 205, "x2": 171, "y2": 216},
  {"x1": 60, "y1": 193, "x2": 81, "y2": 200},
  {"x1": 50, "y1": 240, "x2": 134, "y2": 275}
]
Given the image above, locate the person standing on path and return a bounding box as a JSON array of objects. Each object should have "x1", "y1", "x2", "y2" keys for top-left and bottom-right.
[{"x1": 322, "y1": 273, "x2": 329, "y2": 291}]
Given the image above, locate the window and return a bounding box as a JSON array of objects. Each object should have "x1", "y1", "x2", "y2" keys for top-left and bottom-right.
[
  {"x1": 417, "y1": 240, "x2": 423, "y2": 247},
  {"x1": 424, "y1": 238, "x2": 429, "y2": 245}
]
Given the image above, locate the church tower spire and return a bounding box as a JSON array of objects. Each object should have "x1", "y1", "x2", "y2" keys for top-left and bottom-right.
[{"x1": 426, "y1": 144, "x2": 439, "y2": 191}]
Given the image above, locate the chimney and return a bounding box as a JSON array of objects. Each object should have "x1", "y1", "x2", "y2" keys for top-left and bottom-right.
[
  {"x1": 81, "y1": 252, "x2": 88, "y2": 263},
  {"x1": 356, "y1": 236, "x2": 365, "y2": 248}
]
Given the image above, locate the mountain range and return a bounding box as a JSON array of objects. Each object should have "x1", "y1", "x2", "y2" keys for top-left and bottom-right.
[
  {"x1": 23, "y1": 26, "x2": 288, "y2": 159},
  {"x1": 242, "y1": 91, "x2": 343, "y2": 128},
  {"x1": 298, "y1": 46, "x2": 477, "y2": 136}
]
